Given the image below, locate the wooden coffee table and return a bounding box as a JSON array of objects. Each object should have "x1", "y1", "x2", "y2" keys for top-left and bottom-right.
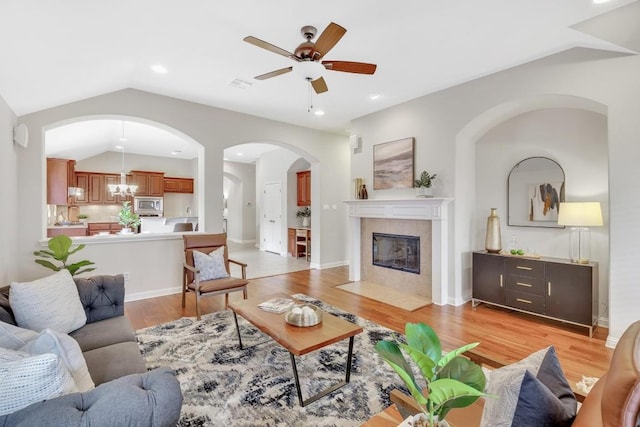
[{"x1": 228, "y1": 294, "x2": 363, "y2": 406}]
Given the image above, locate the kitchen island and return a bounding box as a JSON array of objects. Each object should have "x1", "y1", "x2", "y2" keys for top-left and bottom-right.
[{"x1": 140, "y1": 216, "x2": 198, "y2": 233}]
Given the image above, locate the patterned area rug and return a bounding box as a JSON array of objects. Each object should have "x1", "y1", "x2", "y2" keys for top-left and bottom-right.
[{"x1": 136, "y1": 294, "x2": 405, "y2": 427}]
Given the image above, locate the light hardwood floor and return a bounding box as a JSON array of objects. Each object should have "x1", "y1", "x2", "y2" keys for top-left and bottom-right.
[{"x1": 125, "y1": 266, "x2": 613, "y2": 389}]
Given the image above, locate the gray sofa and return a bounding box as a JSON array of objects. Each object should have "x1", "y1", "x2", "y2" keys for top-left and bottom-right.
[{"x1": 0, "y1": 274, "x2": 182, "y2": 426}]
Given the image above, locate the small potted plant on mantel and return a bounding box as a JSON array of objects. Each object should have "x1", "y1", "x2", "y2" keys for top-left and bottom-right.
[
  {"x1": 118, "y1": 201, "x2": 141, "y2": 234},
  {"x1": 375, "y1": 322, "x2": 486, "y2": 427},
  {"x1": 296, "y1": 207, "x2": 311, "y2": 227},
  {"x1": 415, "y1": 171, "x2": 437, "y2": 198}
]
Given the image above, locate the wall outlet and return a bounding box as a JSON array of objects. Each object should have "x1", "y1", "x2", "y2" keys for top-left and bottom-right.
[{"x1": 123, "y1": 272, "x2": 130, "y2": 284}]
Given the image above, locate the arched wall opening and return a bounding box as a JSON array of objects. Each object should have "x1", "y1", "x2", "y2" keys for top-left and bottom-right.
[
  {"x1": 225, "y1": 139, "x2": 320, "y2": 263},
  {"x1": 43, "y1": 114, "x2": 204, "y2": 234},
  {"x1": 453, "y1": 94, "x2": 609, "y2": 309}
]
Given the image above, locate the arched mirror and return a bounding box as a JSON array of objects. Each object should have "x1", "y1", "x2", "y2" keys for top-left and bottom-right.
[{"x1": 508, "y1": 157, "x2": 565, "y2": 228}]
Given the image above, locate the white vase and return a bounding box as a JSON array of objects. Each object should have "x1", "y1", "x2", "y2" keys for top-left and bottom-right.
[
  {"x1": 416, "y1": 187, "x2": 433, "y2": 198},
  {"x1": 120, "y1": 228, "x2": 133, "y2": 234},
  {"x1": 302, "y1": 217, "x2": 310, "y2": 227},
  {"x1": 399, "y1": 414, "x2": 450, "y2": 427}
]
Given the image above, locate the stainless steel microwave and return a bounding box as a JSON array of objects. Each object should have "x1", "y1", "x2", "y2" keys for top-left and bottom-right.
[{"x1": 133, "y1": 197, "x2": 163, "y2": 216}]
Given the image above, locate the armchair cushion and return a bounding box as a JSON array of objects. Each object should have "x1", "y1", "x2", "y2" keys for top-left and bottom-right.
[
  {"x1": 480, "y1": 346, "x2": 576, "y2": 427},
  {"x1": 9, "y1": 270, "x2": 86, "y2": 333},
  {"x1": 193, "y1": 247, "x2": 229, "y2": 281}
]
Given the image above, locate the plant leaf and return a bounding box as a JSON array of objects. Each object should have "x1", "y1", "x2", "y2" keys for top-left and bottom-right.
[
  {"x1": 73, "y1": 267, "x2": 97, "y2": 276},
  {"x1": 438, "y1": 357, "x2": 486, "y2": 417},
  {"x1": 401, "y1": 343, "x2": 436, "y2": 382},
  {"x1": 34, "y1": 260, "x2": 61, "y2": 271},
  {"x1": 67, "y1": 244, "x2": 87, "y2": 256},
  {"x1": 374, "y1": 340, "x2": 425, "y2": 405},
  {"x1": 406, "y1": 323, "x2": 441, "y2": 363},
  {"x1": 66, "y1": 260, "x2": 95, "y2": 275},
  {"x1": 33, "y1": 250, "x2": 56, "y2": 258},
  {"x1": 428, "y1": 378, "x2": 486, "y2": 416},
  {"x1": 48, "y1": 235, "x2": 72, "y2": 263},
  {"x1": 436, "y1": 342, "x2": 480, "y2": 368}
]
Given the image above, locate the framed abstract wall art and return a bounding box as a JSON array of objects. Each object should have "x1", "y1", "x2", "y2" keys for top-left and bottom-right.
[{"x1": 373, "y1": 137, "x2": 414, "y2": 190}]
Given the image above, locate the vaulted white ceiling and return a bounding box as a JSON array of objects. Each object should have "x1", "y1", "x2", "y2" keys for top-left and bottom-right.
[{"x1": 3, "y1": 1, "x2": 637, "y2": 160}]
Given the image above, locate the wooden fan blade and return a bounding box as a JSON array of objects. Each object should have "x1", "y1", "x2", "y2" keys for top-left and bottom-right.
[
  {"x1": 322, "y1": 61, "x2": 377, "y2": 74},
  {"x1": 254, "y1": 67, "x2": 293, "y2": 80},
  {"x1": 310, "y1": 22, "x2": 346, "y2": 60},
  {"x1": 243, "y1": 36, "x2": 300, "y2": 61},
  {"x1": 311, "y1": 77, "x2": 328, "y2": 94}
]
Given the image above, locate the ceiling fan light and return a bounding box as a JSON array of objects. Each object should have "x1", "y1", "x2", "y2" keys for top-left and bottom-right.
[{"x1": 294, "y1": 61, "x2": 324, "y2": 81}]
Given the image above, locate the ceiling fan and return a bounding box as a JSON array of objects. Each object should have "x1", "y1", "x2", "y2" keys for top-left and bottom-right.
[{"x1": 243, "y1": 22, "x2": 377, "y2": 94}]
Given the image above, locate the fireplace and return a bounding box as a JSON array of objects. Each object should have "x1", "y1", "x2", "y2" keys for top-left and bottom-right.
[
  {"x1": 344, "y1": 198, "x2": 453, "y2": 305},
  {"x1": 372, "y1": 233, "x2": 420, "y2": 274}
]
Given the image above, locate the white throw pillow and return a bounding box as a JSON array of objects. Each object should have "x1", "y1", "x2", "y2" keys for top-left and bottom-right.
[
  {"x1": 0, "y1": 321, "x2": 38, "y2": 350},
  {"x1": 20, "y1": 328, "x2": 94, "y2": 392},
  {"x1": 0, "y1": 347, "x2": 77, "y2": 416},
  {"x1": 193, "y1": 248, "x2": 229, "y2": 281},
  {"x1": 10, "y1": 269, "x2": 87, "y2": 334}
]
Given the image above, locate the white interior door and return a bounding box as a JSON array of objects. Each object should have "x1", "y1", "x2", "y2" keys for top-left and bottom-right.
[{"x1": 263, "y1": 182, "x2": 282, "y2": 254}]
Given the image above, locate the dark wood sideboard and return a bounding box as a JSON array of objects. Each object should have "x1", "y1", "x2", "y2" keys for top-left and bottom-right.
[{"x1": 472, "y1": 251, "x2": 598, "y2": 337}]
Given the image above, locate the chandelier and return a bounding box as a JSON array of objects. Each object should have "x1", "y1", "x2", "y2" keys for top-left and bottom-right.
[{"x1": 108, "y1": 145, "x2": 138, "y2": 197}]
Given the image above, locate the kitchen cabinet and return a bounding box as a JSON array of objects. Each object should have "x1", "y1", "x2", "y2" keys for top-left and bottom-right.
[
  {"x1": 74, "y1": 173, "x2": 89, "y2": 204},
  {"x1": 47, "y1": 158, "x2": 76, "y2": 205},
  {"x1": 472, "y1": 251, "x2": 598, "y2": 336},
  {"x1": 87, "y1": 222, "x2": 124, "y2": 236},
  {"x1": 47, "y1": 226, "x2": 87, "y2": 238},
  {"x1": 164, "y1": 177, "x2": 194, "y2": 193},
  {"x1": 75, "y1": 172, "x2": 130, "y2": 205},
  {"x1": 288, "y1": 227, "x2": 311, "y2": 261},
  {"x1": 296, "y1": 171, "x2": 311, "y2": 206},
  {"x1": 131, "y1": 171, "x2": 164, "y2": 197}
]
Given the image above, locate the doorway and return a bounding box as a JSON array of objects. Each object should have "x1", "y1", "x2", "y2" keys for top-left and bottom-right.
[{"x1": 262, "y1": 182, "x2": 282, "y2": 254}]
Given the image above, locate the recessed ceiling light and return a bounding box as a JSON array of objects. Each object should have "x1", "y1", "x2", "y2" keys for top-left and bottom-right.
[
  {"x1": 592, "y1": 0, "x2": 610, "y2": 3},
  {"x1": 369, "y1": 93, "x2": 381, "y2": 100},
  {"x1": 236, "y1": 152, "x2": 244, "y2": 156},
  {"x1": 170, "y1": 151, "x2": 178, "y2": 155},
  {"x1": 151, "y1": 64, "x2": 168, "y2": 74},
  {"x1": 223, "y1": 157, "x2": 229, "y2": 161},
  {"x1": 314, "y1": 110, "x2": 325, "y2": 116},
  {"x1": 115, "y1": 145, "x2": 124, "y2": 150}
]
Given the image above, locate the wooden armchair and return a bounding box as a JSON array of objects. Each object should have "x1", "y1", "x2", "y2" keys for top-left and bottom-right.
[{"x1": 182, "y1": 233, "x2": 248, "y2": 320}]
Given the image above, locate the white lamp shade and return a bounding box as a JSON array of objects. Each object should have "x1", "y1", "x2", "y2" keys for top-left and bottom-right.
[{"x1": 557, "y1": 202, "x2": 603, "y2": 227}]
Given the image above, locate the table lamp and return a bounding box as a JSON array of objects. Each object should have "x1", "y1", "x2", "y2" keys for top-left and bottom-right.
[{"x1": 557, "y1": 202, "x2": 603, "y2": 263}]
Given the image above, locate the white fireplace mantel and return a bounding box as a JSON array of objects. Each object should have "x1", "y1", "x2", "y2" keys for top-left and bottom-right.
[{"x1": 343, "y1": 198, "x2": 453, "y2": 305}]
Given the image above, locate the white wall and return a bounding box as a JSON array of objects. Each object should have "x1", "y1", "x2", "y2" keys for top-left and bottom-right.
[
  {"x1": 0, "y1": 95, "x2": 18, "y2": 284},
  {"x1": 351, "y1": 48, "x2": 640, "y2": 345},
  {"x1": 475, "y1": 108, "x2": 609, "y2": 321},
  {"x1": 223, "y1": 161, "x2": 256, "y2": 243},
  {"x1": 15, "y1": 89, "x2": 350, "y2": 299}
]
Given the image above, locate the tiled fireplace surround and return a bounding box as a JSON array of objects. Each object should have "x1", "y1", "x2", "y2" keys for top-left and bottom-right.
[{"x1": 344, "y1": 198, "x2": 453, "y2": 305}]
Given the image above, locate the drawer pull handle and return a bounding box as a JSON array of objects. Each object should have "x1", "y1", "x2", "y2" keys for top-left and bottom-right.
[
  {"x1": 516, "y1": 282, "x2": 532, "y2": 287},
  {"x1": 516, "y1": 298, "x2": 532, "y2": 304},
  {"x1": 548, "y1": 282, "x2": 551, "y2": 296},
  {"x1": 499, "y1": 274, "x2": 503, "y2": 288},
  {"x1": 516, "y1": 266, "x2": 533, "y2": 271}
]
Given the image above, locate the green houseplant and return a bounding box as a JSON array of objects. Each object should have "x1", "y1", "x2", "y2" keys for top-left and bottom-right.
[
  {"x1": 296, "y1": 207, "x2": 311, "y2": 227},
  {"x1": 34, "y1": 234, "x2": 96, "y2": 276},
  {"x1": 375, "y1": 322, "x2": 486, "y2": 427},
  {"x1": 415, "y1": 171, "x2": 437, "y2": 198},
  {"x1": 118, "y1": 201, "x2": 141, "y2": 232}
]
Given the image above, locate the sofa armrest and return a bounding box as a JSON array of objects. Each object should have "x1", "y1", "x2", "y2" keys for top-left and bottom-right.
[
  {"x1": 0, "y1": 367, "x2": 182, "y2": 427},
  {"x1": 74, "y1": 275, "x2": 125, "y2": 324}
]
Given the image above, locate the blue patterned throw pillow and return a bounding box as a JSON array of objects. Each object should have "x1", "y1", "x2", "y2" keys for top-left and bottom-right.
[
  {"x1": 480, "y1": 346, "x2": 576, "y2": 427},
  {"x1": 193, "y1": 248, "x2": 229, "y2": 281}
]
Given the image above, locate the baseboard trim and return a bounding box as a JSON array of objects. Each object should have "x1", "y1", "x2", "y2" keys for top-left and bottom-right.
[
  {"x1": 125, "y1": 287, "x2": 181, "y2": 302},
  {"x1": 314, "y1": 260, "x2": 348, "y2": 270},
  {"x1": 227, "y1": 238, "x2": 256, "y2": 244}
]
